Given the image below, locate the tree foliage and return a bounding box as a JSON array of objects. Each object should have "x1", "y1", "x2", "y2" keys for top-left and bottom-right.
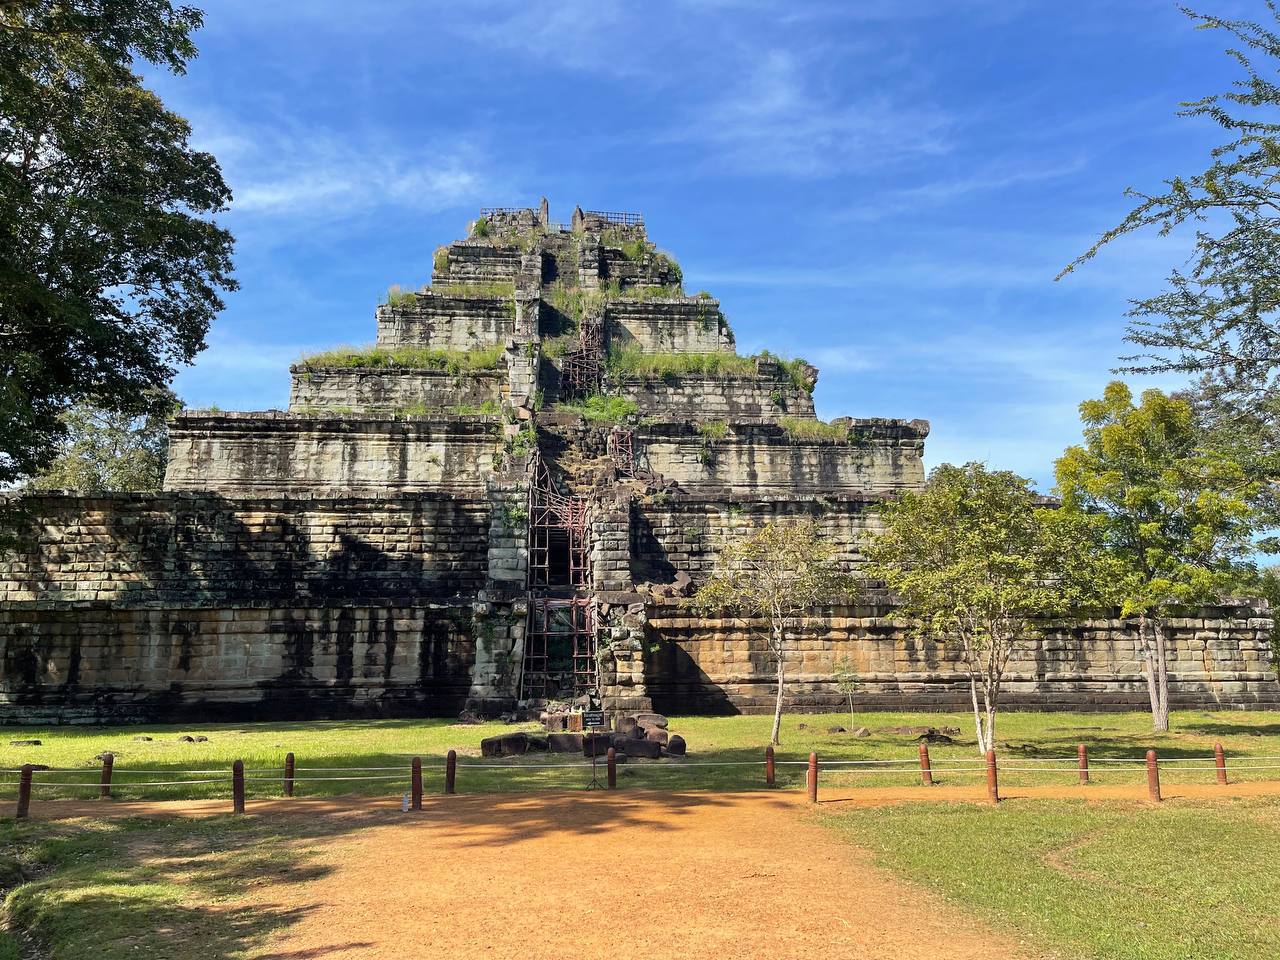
[
  {"x1": 691, "y1": 518, "x2": 855, "y2": 746},
  {"x1": 25, "y1": 390, "x2": 177, "y2": 493},
  {"x1": 865, "y1": 463, "x2": 1103, "y2": 754},
  {"x1": 1055, "y1": 381, "x2": 1261, "y2": 731},
  {"x1": 0, "y1": 1, "x2": 234, "y2": 486},
  {"x1": 1059, "y1": 5, "x2": 1280, "y2": 479}
]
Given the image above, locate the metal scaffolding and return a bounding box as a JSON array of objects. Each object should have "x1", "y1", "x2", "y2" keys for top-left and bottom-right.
[
  {"x1": 608, "y1": 426, "x2": 636, "y2": 478},
  {"x1": 560, "y1": 309, "x2": 604, "y2": 400},
  {"x1": 520, "y1": 596, "x2": 598, "y2": 701}
]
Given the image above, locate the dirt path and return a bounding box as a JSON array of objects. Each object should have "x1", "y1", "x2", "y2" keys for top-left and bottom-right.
[{"x1": 30, "y1": 791, "x2": 1048, "y2": 960}]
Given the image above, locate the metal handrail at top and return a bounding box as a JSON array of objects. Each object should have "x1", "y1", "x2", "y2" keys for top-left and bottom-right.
[
  {"x1": 479, "y1": 206, "x2": 531, "y2": 217},
  {"x1": 583, "y1": 210, "x2": 645, "y2": 226}
]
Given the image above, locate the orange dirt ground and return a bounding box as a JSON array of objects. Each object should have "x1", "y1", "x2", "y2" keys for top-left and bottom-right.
[{"x1": 24, "y1": 781, "x2": 1280, "y2": 960}]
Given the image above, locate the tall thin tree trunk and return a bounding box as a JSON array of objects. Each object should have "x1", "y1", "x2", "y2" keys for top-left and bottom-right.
[
  {"x1": 1137, "y1": 614, "x2": 1169, "y2": 733},
  {"x1": 770, "y1": 629, "x2": 785, "y2": 746},
  {"x1": 1153, "y1": 616, "x2": 1170, "y2": 733},
  {"x1": 967, "y1": 670, "x2": 987, "y2": 755},
  {"x1": 847, "y1": 691, "x2": 855, "y2": 729}
]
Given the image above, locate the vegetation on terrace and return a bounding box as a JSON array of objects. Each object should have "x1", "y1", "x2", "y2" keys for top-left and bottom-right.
[
  {"x1": 556, "y1": 394, "x2": 639, "y2": 424},
  {"x1": 296, "y1": 344, "x2": 504, "y2": 374},
  {"x1": 382, "y1": 282, "x2": 517, "y2": 307},
  {"x1": 605, "y1": 347, "x2": 813, "y2": 392},
  {"x1": 778, "y1": 416, "x2": 850, "y2": 441}
]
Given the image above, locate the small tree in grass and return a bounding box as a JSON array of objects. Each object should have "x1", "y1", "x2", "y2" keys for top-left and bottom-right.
[
  {"x1": 691, "y1": 518, "x2": 855, "y2": 746},
  {"x1": 865, "y1": 463, "x2": 1102, "y2": 755},
  {"x1": 1055, "y1": 382, "x2": 1262, "y2": 732},
  {"x1": 833, "y1": 658, "x2": 860, "y2": 728}
]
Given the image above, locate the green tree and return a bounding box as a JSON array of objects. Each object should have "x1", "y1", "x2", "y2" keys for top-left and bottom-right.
[
  {"x1": 1059, "y1": 5, "x2": 1280, "y2": 492},
  {"x1": 0, "y1": 2, "x2": 234, "y2": 487},
  {"x1": 832, "y1": 657, "x2": 860, "y2": 729},
  {"x1": 26, "y1": 390, "x2": 178, "y2": 493},
  {"x1": 691, "y1": 518, "x2": 855, "y2": 746},
  {"x1": 865, "y1": 463, "x2": 1100, "y2": 755},
  {"x1": 1055, "y1": 382, "x2": 1262, "y2": 732}
]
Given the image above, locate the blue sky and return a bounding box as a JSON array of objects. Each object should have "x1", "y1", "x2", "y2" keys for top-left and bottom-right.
[{"x1": 155, "y1": 0, "x2": 1253, "y2": 492}]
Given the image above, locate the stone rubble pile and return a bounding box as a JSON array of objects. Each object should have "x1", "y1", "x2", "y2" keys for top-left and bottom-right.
[{"x1": 479, "y1": 711, "x2": 686, "y2": 761}]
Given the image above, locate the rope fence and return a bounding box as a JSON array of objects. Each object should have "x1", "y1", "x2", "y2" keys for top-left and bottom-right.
[{"x1": 4, "y1": 740, "x2": 1273, "y2": 818}]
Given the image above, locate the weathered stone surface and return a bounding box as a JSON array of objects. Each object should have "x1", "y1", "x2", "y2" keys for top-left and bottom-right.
[
  {"x1": 582, "y1": 733, "x2": 612, "y2": 757},
  {"x1": 481, "y1": 733, "x2": 531, "y2": 757},
  {"x1": 634, "y1": 713, "x2": 668, "y2": 730},
  {"x1": 666, "y1": 734, "x2": 687, "y2": 756},
  {"x1": 620, "y1": 738, "x2": 661, "y2": 759},
  {"x1": 644, "y1": 728, "x2": 669, "y2": 745},
  {"x1": 548, "y1": 733, "x2": 582, "y2": 753}
]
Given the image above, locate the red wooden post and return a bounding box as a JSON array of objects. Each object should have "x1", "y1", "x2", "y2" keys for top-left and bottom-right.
[
  {"x1": 445, "y1": 749, "x2": 457, "y2": 795},
  {"x1": 1146, "y1": 749, "x2": 1161, "y2": 802},
  {"x1": 607, "y1": 747, "x2": 617, "y2": 789},
  {"x1": 1078, "y1": 744, "x2": 1089, "y2": 785},
  {"x1": 807, "y1": 752, "x2": 818, "y2": 804},
  {"x1": 284, "y1": 752, "x2": 295, "y2": 797},
  {"x1": 1214, "y1": 743, "x2": 1228, "y2": 785},
  {"x1": 765, "y1": 745, "x2": 775, "y2": 786},
  {"x1": 985, "y1": 749, "x2": 999, "y2": 804},
  {"x1": 919, "y1": 743, "x2": 934, "y2": 786},
  {"x1": 411, "y1": 757, "x2": 423, "y2": 810},
  {"x1": 99, "y1": 752, "x2": 114, "y2": 799},
  {"x1": 15, "y1": 765, "x2": 32, "y2": 820},
  {"x1": 232, "y1": 759, "x2": 245, "y2": 814}
]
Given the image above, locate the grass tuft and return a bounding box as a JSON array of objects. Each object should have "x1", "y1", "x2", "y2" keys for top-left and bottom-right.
[
  {"x1": 297, "y1": 344, "x2": 504, "y2": 374},
  {"x1": 556, "y1": 394, "x2": 639, "y2": 423},
  {"x1": 778, "y1": 416, "x2": 849, "y2": 441}
]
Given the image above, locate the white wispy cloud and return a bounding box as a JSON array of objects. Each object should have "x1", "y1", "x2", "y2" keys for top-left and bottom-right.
[{"x1": 187, "y1": 112, "x2": 490, "y2": 221}]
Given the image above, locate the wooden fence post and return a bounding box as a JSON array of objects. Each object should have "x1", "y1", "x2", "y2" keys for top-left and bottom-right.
[
  {"x1": 232, "y1": 759, "x2": 245, "y2": 814},
  {"x1": 765, "y1": 745, "x2": 775, "y2": 786},
  {"x1": 411, "y1": 757, "x2": 423, "y2": 810},
  {"x1": 15, "y1": 765, "x2": 32, "y2": 820},
  {"x1": 986, "y1": 749, "x2": 999, "y2": 804},
  {"x1": 1078, "y1": 744, "x2": 1089, "y2": 785},
  {"x1": 99, "y1": 752, "x2": 114, "y2": 799},
  {"x1": 607, "y1": 748, "x2": 617, "y2": 790},
  {"x1": 919, "y1": 743, "x2": 934, "y2": 786},
  {"x1": 807, "y1": 752, "x2": 818, "y2": 804},
  {"x1": 1146, "y1": 749, "x2": 1161, "y2": 802},
  {"x1": 445, "y1": 749, "x2": 457, "y2": 795},
  {"x1": 1214, "y1": 743, "x2": 1228, "y2": 785}
]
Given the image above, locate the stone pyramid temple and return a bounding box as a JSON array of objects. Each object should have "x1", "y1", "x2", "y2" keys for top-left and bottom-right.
[{"x1": 1, "y1": 201, "x2": 1275, "y2": 721}]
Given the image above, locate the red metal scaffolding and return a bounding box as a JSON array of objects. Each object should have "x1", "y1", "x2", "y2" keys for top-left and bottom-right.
[
  {"x1": 520, "y1": 596, "x2": 597, "y2": 701},
  {"x1": 560, "y1": 310, "x2": 604, "y2": 400}
]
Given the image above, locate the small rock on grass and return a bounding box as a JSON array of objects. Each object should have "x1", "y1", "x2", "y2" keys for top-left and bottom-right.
[
  {"x1": 852, "y1": 727, "x2": 871, "y2": 738},
  {"x1": 827, "y1": 726, "x2": 847, "y2": 734},
  {"x1": 8, "y1": 739, "x2": 40, "y2": 746},
  {"x1": 133, "y1": 735, "x2": 153, "y2": 742}
]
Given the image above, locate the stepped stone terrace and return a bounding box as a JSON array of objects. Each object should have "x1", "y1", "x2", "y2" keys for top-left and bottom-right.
[{"x1": 0, "y1": 200, "x2": 1275, "y2": 722}]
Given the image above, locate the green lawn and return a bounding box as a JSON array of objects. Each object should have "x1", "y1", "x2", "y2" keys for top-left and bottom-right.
[
  {"x1": 823, "y1": 797, "x2": 1280, "y2": 960},
  {"x1": 0, "y1": 709, "x2": 1277, "y2": 801},
  {"x1": 0, "y1": 812, "x2": 347, "y2": 960}
]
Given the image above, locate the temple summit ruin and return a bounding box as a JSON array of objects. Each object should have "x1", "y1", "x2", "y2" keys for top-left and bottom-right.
[{"x1": 1, "y1": 201, "x2": 1276, "y2": 722}]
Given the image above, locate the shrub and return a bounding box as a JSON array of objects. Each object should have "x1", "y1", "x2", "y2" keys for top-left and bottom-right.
[
  {"x1": 606, "y1": 347, "x2": 756, "y2": 379},
  {"x1": 384, "y1": 285, "x2": 417, "y2": 309},
  {"x1": 558, "y1": 394, "x2": 639, "y2": 424},
  {"x1": 432, "y1": 246, "x2": 449, "y2": 274},
  {"x1": 472, "y1": 216, "x2": 491, "y2": 238},
  {"x1": 698, "y1": 420, "x2": 729, "y2": 441},
  {"x1": 778, "y1": 416, "x2": 849, "y2": 441}
]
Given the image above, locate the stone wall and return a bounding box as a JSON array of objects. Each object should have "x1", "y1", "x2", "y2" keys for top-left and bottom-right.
[
  {"x1": 643, "y1": 600, "x2": 1280, "y2": 713},
  {"x1": 165, "y1": 412, "x2": 499, "y2": 496},
  {"x1": 434, "y1": 241, "x2": 523, "y2": 282},
  {"x1": 634, "y1": 420, "x2": 928, "y2": 496},
  {"x1": 0, "y1": 492, "x2": 490, "y2": 605},
  {"x1": 630, "y1": 494, "x2": 875, "y2": 584},
  {"x1": 614, "y1": 374, "x2": 815, "y2": 420},
  {"x1": 605, "y1": 299, "x2": 734, "y2": 353},
  {"x1": 288, "y1": 367, "x2": 505, "y2": 413},
  {"x1": 375, "y1": 292, "x2": 515, "y2": 351},
  {"x1": 1, "y1": 602, "x2": 475, "y2": 723}
]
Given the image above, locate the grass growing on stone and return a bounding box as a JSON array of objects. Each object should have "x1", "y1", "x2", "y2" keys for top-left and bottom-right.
[
  {"x1": 823, "y1": 797, "x2": 1280, "y2": 960},
  {"x1": 778, "y1": 415, "x2": 851, "y2": 441},
  {"x1": 555, "y1": 394, "x2": 639, "y2": 424},
  {"x1": 605, "y1": 346, "x2": 758, "y2": 380},
  {"x1": 296, "y1": 344, "x2": 504, "y2": 374},
  {"x1": 1, "y1": 710, "x2": 1278, "y2": 802}
]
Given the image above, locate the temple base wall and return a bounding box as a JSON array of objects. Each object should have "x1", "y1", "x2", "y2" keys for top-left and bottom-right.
[{"x1": 643, "y1": 602, "x2": 1280, "y2": 714}]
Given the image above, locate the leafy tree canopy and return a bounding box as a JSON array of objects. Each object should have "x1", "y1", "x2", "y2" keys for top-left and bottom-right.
[
  {"x1": 865, "y1": 462, "x2": 1106, "y2": 752},
  {"x1": 26, "y1": 389, "x2": 177, "y2": 493},
  {"x1": 1055, "y1": 381, "x2": 1261, "y2": 614},
  {"x1": 0, "y1": 1, "x2": 234, "y2": 486},
  {"x1": 1060, "y1": 5, "x2": 1280, "y2": 474}
]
